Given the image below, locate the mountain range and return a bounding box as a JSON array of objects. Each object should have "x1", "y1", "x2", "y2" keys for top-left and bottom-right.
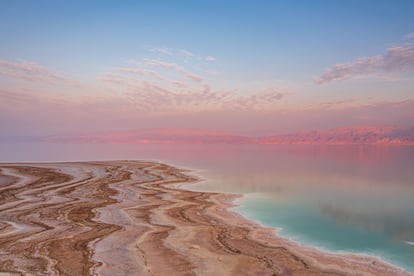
[{"x1": 9, "y1": 125, "x2": 412, "y2": 145}]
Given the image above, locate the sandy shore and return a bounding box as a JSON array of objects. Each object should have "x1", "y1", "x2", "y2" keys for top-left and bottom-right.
[{"x1": 0, "y1": 161, "x2": 411, "y2": 276}]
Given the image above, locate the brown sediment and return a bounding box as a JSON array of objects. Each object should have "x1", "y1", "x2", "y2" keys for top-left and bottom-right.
[{"x1": 0, "y1": 161, "x2": 411, "y2": 276}]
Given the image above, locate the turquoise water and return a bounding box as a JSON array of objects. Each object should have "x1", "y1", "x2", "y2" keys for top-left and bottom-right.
[
  {"x1": 182, "y1": 145, "x2": 414, "y2": 273},
  {"x1": 233, "y1": 194, "x2": 414, "y2": 272},
  {"x1": 1, "y1": 143, "x2": 414, "y2": 272}
]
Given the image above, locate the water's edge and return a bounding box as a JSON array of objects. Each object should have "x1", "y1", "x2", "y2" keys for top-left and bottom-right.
[
  {"x1": 180, "y1": 169, "x2": 414, "y2": 274},
  {"x1": 232, "y1": 193, "x2": 413, "y2": 273}
]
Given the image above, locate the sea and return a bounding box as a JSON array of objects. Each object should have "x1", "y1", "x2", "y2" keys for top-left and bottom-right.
[{"x1": 1, "y1": 142, "x2": 413, "y2": 272}]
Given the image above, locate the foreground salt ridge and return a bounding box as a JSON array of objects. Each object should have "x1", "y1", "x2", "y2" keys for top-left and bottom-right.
[{"x1": 0, "y1": 161, "x2": 411, "y2": 276}]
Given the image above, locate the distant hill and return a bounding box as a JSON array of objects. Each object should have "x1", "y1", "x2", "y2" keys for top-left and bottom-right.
[
  {"x1": 4, "y1": 126, "x2": 414, "y2": 145},
  {"x1": 255, "y1": 126, "x2": 414, "y2": 145},
  {"x1": 41, "y1": 128, "x2": 250, "y2": 144}
]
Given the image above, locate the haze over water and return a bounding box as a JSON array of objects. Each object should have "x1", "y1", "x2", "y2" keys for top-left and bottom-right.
[{"x1": 1, "y1": 142, "x2": 414, "y2": 272}]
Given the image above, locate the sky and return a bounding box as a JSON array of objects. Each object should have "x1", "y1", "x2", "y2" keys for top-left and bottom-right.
[{"x1": 1, "y1": 0, "x2": 414, "y2": 136}]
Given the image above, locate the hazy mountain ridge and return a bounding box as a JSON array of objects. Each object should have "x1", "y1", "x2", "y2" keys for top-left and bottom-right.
[
  {"x1": 41, "y1": 129, "x2": 250, "y2": 144},
  {"x1": 256, "y1": 126, "x2": 414, "y2": 145},
  {"x1": 3, "y1": 126, "x2": 414, "y2": 145}
]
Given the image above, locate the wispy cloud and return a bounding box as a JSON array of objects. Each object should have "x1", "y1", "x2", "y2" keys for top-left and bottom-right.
[
  {"x1": 149, "y1": 47, "x2": 216, "y2": 64},
  {"x1": 317, "y1": 98, "x2": 357, "y2": 110},
  {"x1": 117, "y1": 67, "x2": 164, "y2": 80},
  {"x1": 205, "y1": 56, "x2": 216, "y2": 62},
  {"x1": 150, "y1": 47, "x2": 172, "y2": 55},
  {"x1": 185, "y1": 72, "x2": 203, "y2": 82},
  {"x1": 225, "y1": 89, "x2": 286, "y2": 110},
  {"x1": 100, "y1": 72, "x2": 141, "y2": 85},
  {"x1": 0, "y1": 60, "x2": 69, "y2": 85},
  {"x1": 101, "y1": 70, "x2": 229, "y2": 112},
  {"x1": 104, "y1": 60, "x2": 204, "y2": 91},
  {"x1": 1, "y1": 51, "x2": 290, "y2": 123},
  {"x1": 145, "y1": 59, "x2": 204, "y2": 82},
  {"x1": 405, "y1": 33, "x2": 414, "y2": 39},
  {"x1": 102, "y1": 59, "x2": 288, "y2": 113},
  {"x1": 172, "y1": 80, "x2": 187, "y2": 88},
  {"x1": 316, "y1": 35, "x2": 414, "y2": 84},
  {"x1": 144, "y1": 59, "x2": 175, "y2": 69},
  {"x1": 0, "y1": 89, "x2": 37, "y2": 104},
  {"x1": 179, "y1": 49, "x2": 195, "y2": 59}
]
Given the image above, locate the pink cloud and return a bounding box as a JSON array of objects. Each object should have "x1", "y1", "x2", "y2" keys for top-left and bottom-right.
[
  {"x1": 185, "y1": 72, "x2": 203, "y2": 82},
  {"x1": 146, "y1": 59, "x2": 204, "y2": 82},
  {"x1": 121, "y1": 83, "x2": 233, "y2": 112},
  {"x1": 115, "y1": 79, "x2": 287, "y2": 112},
  {"x1": 101, "y1": 62, "x2": 288, "y2": 112},
  {"x1": 117, "y1": 67, "x2": 164, "y2": 80},
  {"x1": 100, "y1": 72, "x2": 141, "y2": 86},
  {"x1": 172, "y1": 80, "x2": 187, "y2": 88},
  {"x1": 0, "y1": 60, "x2": 71, "y2": 85},
  {"x1": 317, "y1": 98, "x2": 357, "y2": 110},
  {"x1": 2, "y1": 84, "x2": 414, "y2": 137},
  {"x1": 0, "y1": 89, "x2": 36, "y2": 105},
  {"x1": 224, "y1": 89, "x2": 286, "y2": 110},
  {"x1": 146, "y1": 60, "x2": 176, "y2": 69},
  {"x1": 316, "y1": 36, "x2": 414, "y2": 84}
]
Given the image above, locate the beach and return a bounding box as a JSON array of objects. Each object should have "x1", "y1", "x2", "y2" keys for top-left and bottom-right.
[{"x1": 0, "y1": 161, "x2": 410, "y2": 276}]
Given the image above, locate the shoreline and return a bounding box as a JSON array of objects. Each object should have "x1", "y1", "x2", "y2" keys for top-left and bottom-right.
[
  {"x1": 202, "y1": 193, "x2": 412, "y2": 276},
  {"x1": 227, "y1": 194, "x2": 413, "y2": 274},
  {"x1": 0, "y1": 160, "x2": 411, "y2": 275},
  {"x1": 179, "y1": 173, "x2": 413, "y2": 274}
]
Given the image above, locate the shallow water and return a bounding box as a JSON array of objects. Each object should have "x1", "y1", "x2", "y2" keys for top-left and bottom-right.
[
  {"x1": 191, "y1": 145, "x2": 414, "y2": 272},
  {"x1": 1, "y1": 142, "x2": 414, "y2": 271}
]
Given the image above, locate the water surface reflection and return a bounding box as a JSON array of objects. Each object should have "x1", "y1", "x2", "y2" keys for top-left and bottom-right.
[{"x1": 1, "y1": 143, "x2": 413, "y2": 271}]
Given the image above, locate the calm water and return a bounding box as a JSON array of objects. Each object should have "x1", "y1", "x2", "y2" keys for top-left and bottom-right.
[{"x1": 1, "y1": 142, "x2": 414, "y2": 272}]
